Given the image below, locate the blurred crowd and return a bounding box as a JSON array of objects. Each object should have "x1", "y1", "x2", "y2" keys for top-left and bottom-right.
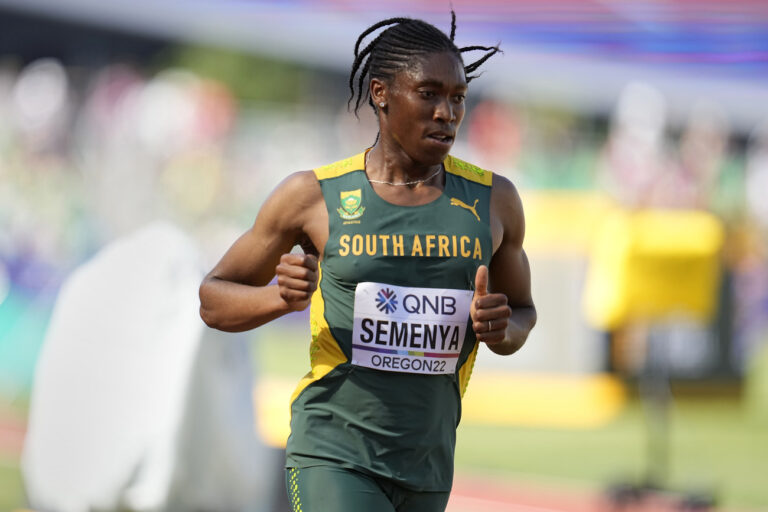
[{"x1": 1, "y1": 55, "x2": 767, "y2": 392}]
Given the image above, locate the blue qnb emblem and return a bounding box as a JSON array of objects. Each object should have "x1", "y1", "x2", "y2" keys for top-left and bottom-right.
[{"x1": 375, "y1": 288, "x2": 398, "y2": 314}]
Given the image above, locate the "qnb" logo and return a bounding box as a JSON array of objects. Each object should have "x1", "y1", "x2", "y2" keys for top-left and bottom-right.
[{"x1": 375, "y1": 288, "x2": 398, "y2": 314}]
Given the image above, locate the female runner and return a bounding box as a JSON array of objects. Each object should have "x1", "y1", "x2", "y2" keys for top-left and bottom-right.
[{"x1": 199, "y1": 11, "x2": 536, "y2": 512}]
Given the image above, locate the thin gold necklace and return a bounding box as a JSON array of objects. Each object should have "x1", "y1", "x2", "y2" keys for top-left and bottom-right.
[{"x1": 365, "y1": 151, "x2": 443, "y2": 187}]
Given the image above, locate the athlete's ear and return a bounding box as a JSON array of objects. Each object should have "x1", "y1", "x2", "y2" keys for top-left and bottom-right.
[{"x1": 370, "y1": 78, "x2": 387, "y2": 109}]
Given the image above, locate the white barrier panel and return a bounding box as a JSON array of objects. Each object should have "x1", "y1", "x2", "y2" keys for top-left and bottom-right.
[{"x1": 22, "y1": 222, "x2": 267, "y2": 512}]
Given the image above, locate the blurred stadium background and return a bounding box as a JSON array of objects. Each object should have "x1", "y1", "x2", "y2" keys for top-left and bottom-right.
[{"x1": 1, "y1": 1, "x2": 767, "y2": 510}]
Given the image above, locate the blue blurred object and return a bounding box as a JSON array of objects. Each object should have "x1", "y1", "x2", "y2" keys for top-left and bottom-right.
[{"x1": 0, "y1": 285, "x2": 56, "y2": 395}]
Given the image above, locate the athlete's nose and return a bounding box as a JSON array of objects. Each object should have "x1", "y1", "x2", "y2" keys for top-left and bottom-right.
[{"x1": 433, "y1": 97, "x2": 455, "y2": 123}]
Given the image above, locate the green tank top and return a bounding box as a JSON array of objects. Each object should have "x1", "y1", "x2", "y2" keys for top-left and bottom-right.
[{"x1": 286, "y1": 151, "x2": 493, "y2": 491}]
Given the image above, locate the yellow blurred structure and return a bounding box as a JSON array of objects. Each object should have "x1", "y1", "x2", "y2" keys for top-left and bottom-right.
[
  {"x1": 254, "y1": 377, "x2": 295, "y2": 448},
  {"x1": 583, "y1": 208, "x2": 725, "y2": 330},
  {"x1": 254, "y1": 373, "x2": 627, "y2": 448},
  {"x1": 522, "y1": 191, "x2": 614, "y2": 256},
  {"x1": 459, "y1": 372, "x2": 626, "y2": 428}
]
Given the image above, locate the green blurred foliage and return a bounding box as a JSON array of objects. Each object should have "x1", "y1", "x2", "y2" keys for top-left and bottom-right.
[
  {"x1": 155, "y1": 44, "x2": 313, "y2": 104},
  {"x1": 746, "y1": 340, "x2": 768, "y2": 425},
  {"x1": 0, "y1": 460, "x2": 25, "y2": 512},
  {"x1": 517, "y1": 105, "x2": 606, "y2": 190}
]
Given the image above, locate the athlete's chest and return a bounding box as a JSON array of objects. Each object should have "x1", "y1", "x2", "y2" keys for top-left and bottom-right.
[{"x1": 320, "y1": 172, "x2": 491, "y2": 288}]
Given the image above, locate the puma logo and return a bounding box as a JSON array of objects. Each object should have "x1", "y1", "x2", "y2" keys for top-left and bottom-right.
[{"x1": 450, "y1": 198, "x2": 481, "y2": 222}]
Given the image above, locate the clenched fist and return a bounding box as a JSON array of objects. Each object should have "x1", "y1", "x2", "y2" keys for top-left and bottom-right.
[{"x1": 275, "y1": 253, "x2": 318, "y2": 311}]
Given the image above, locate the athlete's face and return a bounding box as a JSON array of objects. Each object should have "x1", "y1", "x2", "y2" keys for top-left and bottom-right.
[{"x1": 377, "y1": 52, "x2": 467, "y2": 165}]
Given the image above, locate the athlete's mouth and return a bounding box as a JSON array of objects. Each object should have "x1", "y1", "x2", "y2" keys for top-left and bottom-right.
[{"x1": 427, "y1": 133, "x2": 454, "y2": 144}]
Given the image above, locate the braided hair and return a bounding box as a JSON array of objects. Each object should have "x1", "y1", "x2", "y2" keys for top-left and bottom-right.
[{"x1": 348, "y1": 10, "x2": 500, "y2": 116}]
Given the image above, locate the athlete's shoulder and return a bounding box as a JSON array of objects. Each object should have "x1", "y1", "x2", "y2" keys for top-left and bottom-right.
[
  {"x1": 313, "y1": 152, "x2": 366, "y2": 181},
  {"x1": 444, "y1": 154, "x2": 494, "y2": 187},
  {"x1": 266, "y1": 170, "x2": 324, "y2": 214},
  {"x1": 491, "y1": 172, "x2": 523, "y2": 207}
]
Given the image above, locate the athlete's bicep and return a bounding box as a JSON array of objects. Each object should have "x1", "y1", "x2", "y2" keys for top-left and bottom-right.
[
  {"x1": 206, "y1": 171, "x2": 324, "y2": 287},
  {"x1": 489, "y1": 242, "x2": 533, "y2": 309},
  {"x1": 488, "y1": 175, "x2": 534, "y2": 309}
]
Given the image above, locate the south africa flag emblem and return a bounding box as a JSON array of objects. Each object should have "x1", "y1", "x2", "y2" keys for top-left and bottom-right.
[{"x1": 338, "y1": 189, "x2": 365, "y2": 220}]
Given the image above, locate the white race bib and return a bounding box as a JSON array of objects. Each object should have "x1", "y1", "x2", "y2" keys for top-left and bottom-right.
[{"x1": 351, "y1": 282, "x2": 473, "y2": 375}]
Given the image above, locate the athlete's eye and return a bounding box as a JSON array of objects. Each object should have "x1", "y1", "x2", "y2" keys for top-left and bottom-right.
[
  {"x1": 453, "y1": 94, "x2": 466, "y2": 104},
  {"x1": 419, "y1": 90, "x2": 436, "y2": 99}
]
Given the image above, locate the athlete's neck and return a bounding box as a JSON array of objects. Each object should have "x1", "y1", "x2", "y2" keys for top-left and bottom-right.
[{"x1": 365, "y1": 144, "x2": 444, "y2": 188}]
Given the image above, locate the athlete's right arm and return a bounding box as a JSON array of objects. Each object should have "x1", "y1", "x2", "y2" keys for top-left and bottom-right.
[{"x1": 199, "y1": 171, "x2": 326, "y2": 332}]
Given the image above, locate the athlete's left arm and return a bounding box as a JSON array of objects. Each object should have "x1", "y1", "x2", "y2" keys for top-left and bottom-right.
[{"x1": 471, "y1": 174, "x2": 537, "y2": 356}]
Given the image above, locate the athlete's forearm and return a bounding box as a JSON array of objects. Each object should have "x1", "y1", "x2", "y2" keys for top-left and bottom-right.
[
  {"x1": 199, "y1": 278, "x2": 292, "y2": 332},
  {"x1": 487, "y1": 305, "x2": 537, "y2": 356}
]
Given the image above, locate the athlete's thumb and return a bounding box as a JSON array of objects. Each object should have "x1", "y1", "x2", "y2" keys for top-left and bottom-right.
[{"x1": 474, "y1": 265, "x2": 489, "y2": 297}]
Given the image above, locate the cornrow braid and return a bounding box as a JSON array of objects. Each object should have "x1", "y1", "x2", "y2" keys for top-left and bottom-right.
[
  {"x1": 461, "y1": 45, "x2": 502, "y2": 78},
  {"x1": 348, "y1": 10, "x2": 501, "y2": 116}
]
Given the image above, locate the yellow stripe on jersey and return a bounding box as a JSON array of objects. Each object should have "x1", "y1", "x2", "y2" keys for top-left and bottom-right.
[
  {"x1": 313, "y1": 152, "x2": 367, "y2": 181},
  {"x1": 458, "y1": 343, "x2": 479, "y2": 398},
  {"x1": 444, "y1": 155, "x2": 493, "y2": 187},
  {"x1": 289, "y1": 265, "x2": 348, "y2": 410},
  {"x1": 314, "y1": 152, "x2": 492, "y2": 186}
]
